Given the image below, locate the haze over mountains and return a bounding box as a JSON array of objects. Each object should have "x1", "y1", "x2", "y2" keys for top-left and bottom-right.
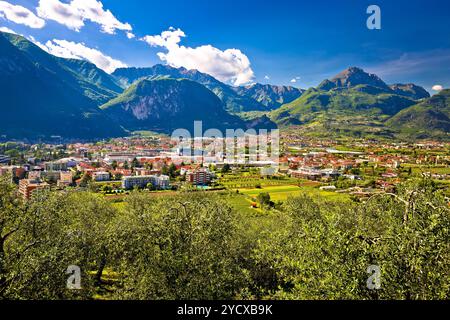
[{"x1": 0, "y1": 31, "x2": 448, "y2": 141}]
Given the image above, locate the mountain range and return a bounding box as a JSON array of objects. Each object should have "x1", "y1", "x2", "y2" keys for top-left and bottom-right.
[
  {"x1": 269, "y1": 67, "x2": 446, "y2": 139},
  {"x1": 112, "y1": 65, "x2": 303, "y2": 112},
  {"x1": 0, "y1": 31, "x2": 448, "y2": 141},
  {"x1": 101, "y1": 78, "x2": 252, "y2": 133}
]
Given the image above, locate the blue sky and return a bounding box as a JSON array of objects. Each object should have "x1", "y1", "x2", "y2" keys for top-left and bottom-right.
[{"x1": 1, "y1": 0, "x2": 449, "y2": 92}]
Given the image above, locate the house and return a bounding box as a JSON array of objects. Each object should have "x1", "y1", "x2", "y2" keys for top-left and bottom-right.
[
  {"x1": 186, "y1": 168, "x2": 212, "y2": 186},
  {"x1": 19, "y1": 179, "x2": 49, "y2": 200},
  {"x1": 57, "y1": 172, "x2": 73, "y2": 187},
  {"x1": 290, "y1": 168, "x2": 322, "y2": 181},
  {"x1": 93, "y1": 171, "x2": 111, "y2": 182},
  {"x1": 0, "y1": 155, "x2": 10, "y2": 164},
  {"x1": 0, "y1": 166, "x2": 26, "y2": 179},
  {"x1": 45, "y1": 161, "x2": 68, "y2": 172}
]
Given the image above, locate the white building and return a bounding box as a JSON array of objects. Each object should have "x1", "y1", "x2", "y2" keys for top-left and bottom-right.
[
  {"x1": 93, "y1": 171, "x2": 111, "y2": 182},
  {"x1": 122, "y1": 175, "x2": 170, "y2": 190}
]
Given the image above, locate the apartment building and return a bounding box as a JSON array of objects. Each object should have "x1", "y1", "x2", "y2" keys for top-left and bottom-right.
[
  {"x1": 122, "y1": 175, "x2": 170, "y2": 190},
  {"x1": 19, "y1": 179, "x2": 49, "y2": 200},
  {"x1": 93, "y1": 171, "x2": 111, "y2": 182},
  {"x1": 186, "y1": 169, "x2": 212, "y2": 186}
]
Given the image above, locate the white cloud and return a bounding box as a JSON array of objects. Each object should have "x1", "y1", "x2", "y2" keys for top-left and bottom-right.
[
  {"x1": 142, "y1": 27, "x2": 185, "y2": 48},
  {"x1": 126, "y1": 32, "x2": 135, "y2": 39},
  {"x1": 36, "y1": 0, "x2": 83, "y2": 31},
  {"x1": 290, "y1": 76, "x2": 301, "y2": 83},
  {"x1": 264, "y1": 75, "x2": 270, "y2": 80},
  {"x1": 142, "y1": 27, "x2": 255, "y2": 86},
  {"x1": 0, "y1": 25, "x2": 16, "y2": 34},
  {"x1": 0, "y1": 1, "x2": 45, "y2": 28},
  {"x1": 43, "y1": 39, "x2": 127, "y2": 73},
  {"x1": 37, "y1": 0, "x2": 131, "y2": 34},
  {"x1": 432, "y1": 85, "x2": 443, "y2": 91}
]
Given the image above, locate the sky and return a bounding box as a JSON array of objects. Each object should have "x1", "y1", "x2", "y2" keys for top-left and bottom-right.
[{"x1": 0, "y1": 0, "x2": 449, "y2": 92}]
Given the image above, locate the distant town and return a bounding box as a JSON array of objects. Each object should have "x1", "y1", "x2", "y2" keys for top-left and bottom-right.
[{"x1": 1, "y1": 134, "x2": 448, "y2": 211}]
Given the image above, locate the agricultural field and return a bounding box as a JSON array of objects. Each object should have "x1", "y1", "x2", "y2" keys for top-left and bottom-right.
[
  {"x1": 401, "y1": 164, "x2": 450, "y2": 175},
  {"x1": 219, "y1": 173, "x2": 301, "y2": 189},
  {"x1": 237, "y1": 184, "x2": 351, "y2": 203}
]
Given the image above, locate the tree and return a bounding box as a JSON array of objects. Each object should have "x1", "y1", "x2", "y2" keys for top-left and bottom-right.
[
  {"x1": 0, "y1": 175, "x2": 23, "y2": 292},
  {"x1": 131, "y1": 158, "x2": 140, "y2": 169},
  {"x1": 221, "y1": 164, "x2": 231, "y2": 174},
  {"x1": 79, "y1": 173, "x2": 92, "y2": 188},
  {"x1": 0, "y1": 188, "x2": 116, "y2": 299},
  {"x1": 145, "y1": 162, "x2": 153, "y2": 170},
  {"x1": 257, "y1": 193, "x2": 271, "y2": 208},
  {"x1": 251, "y1": 179, "x2": 450, "y2": 300},
  {"x1": 168, "y1": 163, "x2": 178, "y2": 178},
  {"x1": 109, "y1": 193, "x2": 246, "y2": 299}
]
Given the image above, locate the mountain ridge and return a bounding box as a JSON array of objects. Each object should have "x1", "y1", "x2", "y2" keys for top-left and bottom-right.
[
  {"x1": 0, "y1": 31, "x2": 445, "y2": 141},
  {"x1": 269, "y1": 67, "x2": 436, "y2": 139},
  {"x1": 0, "y1": 32, "x2": 125, "y2": 139},
  {"x1": 112, "y1": 65, "x2": 304, "y2": 112},
  {"x1": 101, "y1": 78, "x2": 272, "y2": 133}
]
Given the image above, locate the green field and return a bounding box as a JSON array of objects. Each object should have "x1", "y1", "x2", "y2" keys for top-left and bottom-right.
[
  {"x1": 401, "y1": 164, "x2": 450, "y2": 175},
  {"x1": 236, "y1": 185, "x2": 351, "y2": 202},
  {"x1": 219, "y1": 174, "x2": 302, "y2": 189}
]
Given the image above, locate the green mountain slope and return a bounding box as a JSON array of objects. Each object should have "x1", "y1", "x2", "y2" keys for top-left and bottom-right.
[
  {"x1": 0, "y1": 31, "x2": 124, "y2": 139},
  {"x1": 387, "y1": 89, "x2": 450, "y2": 139},
  {"x1": 270, "y1": 68, "x2": 421, "y2": 138}
]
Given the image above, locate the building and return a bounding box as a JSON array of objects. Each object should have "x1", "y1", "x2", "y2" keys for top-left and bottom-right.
[
  {"x1": 290, "y1": 168, "x2": 322, "y2": 181},
  {"x1": 134, "y1": 168, "x2": 161, "y2": 176},
  {"x1": 45, "y1": 161, "x2": 68, "y2": 172},
  {"x1": 28, "y1": 171, "x2": 43, "y2": 180},
  {"x1": 19, "y1": 179, "x2": 49, "y2": 200},
  {"x1": 290, "y1": 168, "x2": 340, "y2": 181},
  {"x1": 186, "y1": 169, "x2": 212, "y2": 186},
  {"x1": 42, "y1": 171, "x2": 63, "y2": 183},
  {"x1": 154, "y1": 175, "x2": 170, "y2": 189},
  {"x1": 0, "y1": 155, "x2": 10, "y2": 164},
  {"x1": 57, "y1": 172, "x2": 73, "y2": 187},
  {"x1": 104, "y1": 153, "x2": 137, "y2": 164},
  {"x1": 93, "y1": 171, "x2": 111, "y2": 182},
  {"x1": 0, "y1": 166, "x2": 26, "y2": 179},
  {"x1": 122, "y1": 175, "x2": 170, "y2": 190}
]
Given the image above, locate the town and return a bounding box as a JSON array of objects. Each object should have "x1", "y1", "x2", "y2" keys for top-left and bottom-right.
[{"x1": 1, "y1": 133, "x2": 449, "y2": 211}]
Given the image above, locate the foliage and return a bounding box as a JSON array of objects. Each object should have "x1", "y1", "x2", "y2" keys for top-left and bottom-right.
[
  {"x1": 109, "y1": 192, "x2": 246, "y2": 299},
  {"x1": 251, "y1": 179, "x2": 450, "y2": 299},
  {"x1": 0, "y1": 175, "x2": 448, "y2": 300}
]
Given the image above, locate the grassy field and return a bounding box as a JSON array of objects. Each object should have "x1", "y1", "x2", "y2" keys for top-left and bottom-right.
[
  {"x1": 224, "y1": 192, "x2": 263, "y2": 215},
  {"x1": 219, "y1": 174, "x2": 303, "y2": 189},
  {"x1": 236, "y1": 184, "x2": 351, "y2": 202}
]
